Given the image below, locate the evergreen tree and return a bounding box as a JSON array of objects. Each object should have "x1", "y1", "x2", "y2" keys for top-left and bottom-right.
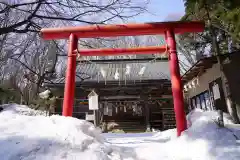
[{"x1": 181, "y1": 0, "x2": 240, "y2": 123}]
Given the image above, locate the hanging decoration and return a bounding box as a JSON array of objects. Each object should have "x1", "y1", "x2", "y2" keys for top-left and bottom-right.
[
  {"x1": 114, "y1": 68, "x2": 119, "y2": 80},
  {"x1": 124, "y1": 106, "x2": 127, "y2": 112},
  {"x1": 138, "y1": 65, "x2": 146, "y2": 75},
  {"x1": 124, "y1": 64, "x2": 131, "y2": 85},
  {"x1": 100, "y1": 66, "x2": 107, "y2": 84},
  {"x1": 100, "y1": 67, "x2": 106, "y2": 78},
  {"x1": 125, "y1": 64, "x2": 131, "y2": 75},
  {"x1": 132, "y1": 103, "x2": 137, "y2": 115},
  {"x1": 183, "y1": 77, "x2": 199, "y2": 92}
]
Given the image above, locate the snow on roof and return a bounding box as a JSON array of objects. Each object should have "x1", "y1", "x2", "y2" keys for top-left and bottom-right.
[
  {"x1": 52, "y1": 61, "x2": 170, "y2": 84},
  {"x1": 0, "y1": 104, "x2": 239, "y2": 160}
]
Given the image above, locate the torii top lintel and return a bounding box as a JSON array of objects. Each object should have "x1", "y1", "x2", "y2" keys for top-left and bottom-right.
[{"x1": 41, "y1": 21, "x2": 205, "y2": 40}]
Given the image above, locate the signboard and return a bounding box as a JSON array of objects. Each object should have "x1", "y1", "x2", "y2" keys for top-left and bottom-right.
[
  {"x1": 88, "y1": 90, "x2": 99, "y2": 110},
  {"x1": 212, "y1": 84, "x2": 220, "y2": 100}
]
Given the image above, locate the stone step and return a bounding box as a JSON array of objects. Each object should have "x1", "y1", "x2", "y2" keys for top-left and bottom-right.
[{"x1": 110, "y1": 121, "x2": 146, "y2": 133}]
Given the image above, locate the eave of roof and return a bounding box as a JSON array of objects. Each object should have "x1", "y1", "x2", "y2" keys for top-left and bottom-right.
[{"x1": 181, "y1": 51, "x2": 239, "y2": 84}]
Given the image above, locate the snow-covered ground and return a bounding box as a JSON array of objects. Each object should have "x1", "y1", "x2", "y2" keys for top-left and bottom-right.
[
  {"x1": 0, "y1": 104, "x2": 240, "y2": 160},
  {"x1": 105, "y1": 109, "x2": 240, "y2": 160}
]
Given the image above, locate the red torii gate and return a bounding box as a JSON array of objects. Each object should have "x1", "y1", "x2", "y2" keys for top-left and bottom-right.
[{"x1": 41, "y1": 21, "x2": 204, "y2": 136}]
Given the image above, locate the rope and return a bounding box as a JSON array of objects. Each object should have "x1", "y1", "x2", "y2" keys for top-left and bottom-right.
[{"x1": 75, "y1": 45, "x2": 169, "y2": 83}]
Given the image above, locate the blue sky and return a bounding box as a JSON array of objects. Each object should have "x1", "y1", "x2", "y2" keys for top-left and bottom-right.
[{"x1": 131, "y1": 0, "x2": 185, "y2": 22}]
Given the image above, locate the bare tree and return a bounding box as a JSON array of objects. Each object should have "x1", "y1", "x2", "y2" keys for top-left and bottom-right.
[
  {"x1": 0, "y1": 0, "x2": 149, "y2": 105},
  {"x1": 0, "y1": 0, "x2": 148, "y2": 35}
]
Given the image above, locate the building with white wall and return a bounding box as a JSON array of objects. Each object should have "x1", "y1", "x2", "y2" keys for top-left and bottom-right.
[{"x1": 182, "y1": 51, "x2": 240, "y2": 121}]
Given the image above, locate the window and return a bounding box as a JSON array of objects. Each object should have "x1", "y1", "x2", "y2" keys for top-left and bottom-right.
[
  {"x1": 191, "y1": 98, "x2": 196, "y2": 109},
  {"x1": 204, "y1": 92, "x2": 212, "y2": 110},
  {"x1": 190, "y1": 90, "x2": 213, "y2": 111},
  {"x1": 187, "y1": 98, "x2": 192, "y2": 111},
  {"x1": 196, "y1": 97, "x2": 201, "y2": 109},
  {"x1": 200, "y1": 94, "x2": 207, "y2": 110}
]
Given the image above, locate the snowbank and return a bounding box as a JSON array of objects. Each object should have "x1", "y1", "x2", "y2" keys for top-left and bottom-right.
[
  {"x1": 131, "y1": 109, "x2": 240, "y2": 160},
  {"x1": 0, "y1": 103, "x2": 46, "y2": 116},
  {"x1": 0, "y1": 104, "x2": 239, "y2": 160},
  {"x1": 168, "y1": 109, "x2": 239, "y2": 159},
  {"x1": 187, "y1": 108, "x2": 234, "y2": 127},
  {"x1": 0, "y1": 104, "x2": 114, "y2": 160}
]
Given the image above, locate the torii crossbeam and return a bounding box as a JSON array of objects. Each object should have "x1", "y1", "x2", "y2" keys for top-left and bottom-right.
[
  {"x1": 41, "y1": 21, "x2": 204, "y2": 136},
  {"x1": 74, "y1": 46, "x2": 167, "y2": 56}
]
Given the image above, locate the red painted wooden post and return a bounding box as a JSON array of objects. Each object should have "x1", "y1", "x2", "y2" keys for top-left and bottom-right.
[
  {"x1": 165, "y1": 30, "x2": 187, "y2": 136},
  {"x1": 62, "y1": 34, "x2": 78, "y2": 116}
]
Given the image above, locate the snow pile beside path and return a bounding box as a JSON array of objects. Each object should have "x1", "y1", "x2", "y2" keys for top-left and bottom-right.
[
  {"x1": 0, "y1": 104, "x2": 115, "y2": 160},
  {"x1": 168, "y1": 109, "x2": 239, "y2": 160},
  {"x1": 187, "y1": 108, "x2": 234, "y2": 127},
  {"x1": 151, "y1": 128, "x2": 176, "y2": 142},
  {"x1": 133, "y1": 109, "x2": 240, "y2": 160},
  {"x1": 0, "y1": 103, "x2": 46, "y2": 116}
]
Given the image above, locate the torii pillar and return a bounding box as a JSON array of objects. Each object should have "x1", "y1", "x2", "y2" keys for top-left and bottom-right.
[{"x1": 165, "y1": 30, "x2": 186, "y2": 136}]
